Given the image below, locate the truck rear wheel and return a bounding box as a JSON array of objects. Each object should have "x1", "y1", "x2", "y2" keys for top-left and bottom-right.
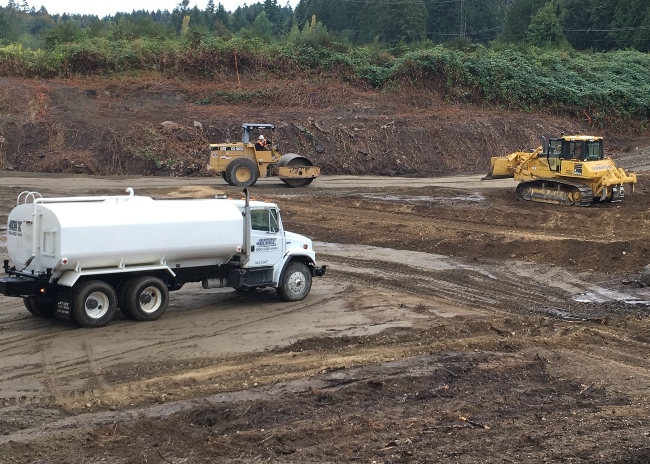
[
  {"x1": 276, "y1": 262, "x2": 312, "y2": 302},
  {"x1": 71, "y1": 280, "x2": 118, "y2": 328},
  {"x1": 227, "y1": 158, "x2": 259, "y2": 187},
  {"x1": 117, "y1": 278, "x2": 136, "y2": 319},
  {"x1": 123, "y1": 276, "x2": 169, "y2": 321},
  {"x1": 23, "y1": 297, "x2": 56, "y2": 318}
]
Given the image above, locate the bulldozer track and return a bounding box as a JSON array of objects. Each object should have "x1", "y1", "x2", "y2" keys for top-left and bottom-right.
[{"x1": 516, "y1": 178, "x2": 594, "y2": 206}]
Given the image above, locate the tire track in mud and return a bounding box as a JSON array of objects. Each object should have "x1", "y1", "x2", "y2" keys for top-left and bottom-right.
[
  {"x1": 0, "y1": 290, "x2": 344, "y2": 405},
  {"x1": 319, "y1": 252, "x2": 629, "y2": 320}
]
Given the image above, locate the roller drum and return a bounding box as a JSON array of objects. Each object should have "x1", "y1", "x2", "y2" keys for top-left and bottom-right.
[{"x1": 277, "y1": 153, "x2": 316, "y2": 187}]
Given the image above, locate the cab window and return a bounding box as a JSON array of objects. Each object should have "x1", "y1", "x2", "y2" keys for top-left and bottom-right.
[
  {"x1": 251, "y1": 209, "x2": 279, "y2": 233},
  {"x1": 585, "y1": 141, "x2": 604, "y2": 161},
  {"x1": 562, "y1": 141, "x2": 586, "y2": 161},
  {"x1": 548, "y1": 139, "x2": 561, "y2": 171}
]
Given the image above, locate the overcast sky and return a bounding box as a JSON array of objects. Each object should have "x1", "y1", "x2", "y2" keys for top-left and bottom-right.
[{"x1": 29, "y1": 0, "x2": 299, "y2": 18}]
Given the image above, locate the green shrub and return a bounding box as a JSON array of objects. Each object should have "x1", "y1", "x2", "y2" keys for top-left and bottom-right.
[{"x1": 0, "y1": 38, "x2": 648, "y2": 123}]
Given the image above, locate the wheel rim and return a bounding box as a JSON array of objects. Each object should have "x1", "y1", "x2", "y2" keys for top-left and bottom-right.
[
  {"x1": 287, "y1": 270, "x2": 307, "y2": 296},
  {"x1": 85, "y1": 291, "x2": 110, "y2": 319},
  {"x1": 235, "y1": 166, "x2": 251, "y2": 183},
  {"x1": 139, "y1": 286, "x2": 163, "y2": 314}
]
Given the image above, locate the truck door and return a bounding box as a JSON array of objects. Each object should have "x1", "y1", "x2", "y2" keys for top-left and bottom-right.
[{"x1": 249, "y1": 208, "x2": 284, "y2": 267}]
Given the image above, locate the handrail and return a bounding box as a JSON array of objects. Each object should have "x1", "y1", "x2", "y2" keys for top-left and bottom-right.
[
  {"x1": 17, "y1": 191, "x2": 42, "y2": 205},
  {"x1": 32, "y1": 187, "x2": 135, "y2": 205}
]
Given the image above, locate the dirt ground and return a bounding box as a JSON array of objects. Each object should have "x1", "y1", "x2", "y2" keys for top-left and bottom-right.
[
  {"x1": 1, "y1": 173, "x2": 650, "y2": 463},
  {"x1": 2, "y1": 73, "x2": 650, "y2": 462}
]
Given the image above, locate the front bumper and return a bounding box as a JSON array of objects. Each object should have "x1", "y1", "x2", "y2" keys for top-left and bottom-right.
[{"x1": 312, "y1": 265, "x2": 327, "y2": 277}]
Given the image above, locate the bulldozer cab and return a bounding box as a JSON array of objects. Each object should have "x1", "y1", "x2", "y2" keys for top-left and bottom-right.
[
  {"x1": 559, "y1": 138, "x2": 604, "y2": 162},
  {"x1": 547, "y1": 137, "x2": 604, "y2": 170}
]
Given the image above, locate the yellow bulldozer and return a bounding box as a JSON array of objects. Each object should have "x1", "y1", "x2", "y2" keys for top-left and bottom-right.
[
  {"x1": 208, "y1": 123, "x2": 320, "y2": 188},
  {"x1": 483, "y1": 134, "x2": 636, "y2": 206}
]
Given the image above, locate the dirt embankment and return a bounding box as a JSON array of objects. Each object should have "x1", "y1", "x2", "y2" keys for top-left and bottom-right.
[{"x1": 2, "y1": 75, "x2": 650, "y2": 179}]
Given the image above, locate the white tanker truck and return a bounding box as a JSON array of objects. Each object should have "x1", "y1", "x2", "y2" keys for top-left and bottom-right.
[{"x1": 0, "y1": 188, "x2": 326, "y2": 327}]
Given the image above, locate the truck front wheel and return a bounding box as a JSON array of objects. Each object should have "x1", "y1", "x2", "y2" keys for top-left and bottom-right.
[
  {"x1": 123, "y1": 276, "x2": 169, "y2": 321},
  {"x1": 71, "y1": 280, "x2": 118, "y2": 328},
  {"x1": 276, "y1": 262, "x2": 312, "y2": 302}
]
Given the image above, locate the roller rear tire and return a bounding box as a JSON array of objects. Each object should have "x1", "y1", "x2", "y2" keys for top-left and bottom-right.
[{"x1": 227, "y1": 158, "x2": 259, "y2": 187}]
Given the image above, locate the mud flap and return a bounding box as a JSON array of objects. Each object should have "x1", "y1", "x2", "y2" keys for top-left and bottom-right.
[{"x1": 56, "y1": 291, "x2": 72, "y2": 320}]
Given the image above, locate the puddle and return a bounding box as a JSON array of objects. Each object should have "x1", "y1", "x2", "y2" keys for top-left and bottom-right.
[
  {"x1": 572, "y1": 291, "x2": 650, "y2": 305},
  {"x1": 355, "y1": 192, "x2": 485, "y2": 205},
  {"x1": 541, "y1": 307, "x2": 585, "y2": 321}
]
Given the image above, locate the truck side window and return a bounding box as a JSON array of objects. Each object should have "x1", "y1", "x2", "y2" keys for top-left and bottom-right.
[
  {"x1": 251, "y1": 210, "x2": 269, "y2": 231},
  {"x1": 251, "y1": 209, "x2": 280, "y2": 232}
]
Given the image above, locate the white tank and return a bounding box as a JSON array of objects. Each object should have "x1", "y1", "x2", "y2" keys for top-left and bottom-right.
[{"x1": 7, "y1": 192, "x2": 244, "y2": 273}]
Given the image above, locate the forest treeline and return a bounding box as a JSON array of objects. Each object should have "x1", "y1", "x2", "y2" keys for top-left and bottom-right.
[{"x1": 1, "y1": 0, "x2": 650, "y2": 52}]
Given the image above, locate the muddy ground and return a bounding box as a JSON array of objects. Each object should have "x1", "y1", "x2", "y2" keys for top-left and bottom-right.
[{"x1": 1, "y1": 173, "x2": 650, "y2": 463}]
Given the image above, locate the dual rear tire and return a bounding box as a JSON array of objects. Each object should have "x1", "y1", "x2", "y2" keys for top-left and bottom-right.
[
  {"x1": 118, "y1": 276, "x2": 169, "y2": 322},
  {"x1": 23, "y1": 297, "x2": 56, "y2": 318},
  {"x1": 49, "y1": 277, "x2": 169, "y2": 328}
]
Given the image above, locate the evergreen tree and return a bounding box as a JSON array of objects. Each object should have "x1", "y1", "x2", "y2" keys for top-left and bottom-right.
[
  {"x1": 250, "y1": 10, "x2": 273, "y2": 42},
  {"x1": 464, "y1": 0, "x2": 505, "y2": 44},
  {"x1": 44, "y1": 19, "x2": 83, "y2": 48},
  {"x1": 214, "y1": 2, "x2": 229, "y2": 25},
  {"x1": 500, "y1": 0, "x2": 545, "y2": 43},
  {"x1": 263, "y1": 0, "x2": 282, "y2": 34},
  {"x1": 231, "y1": 7, "x2": 250, "y2": 32},
  {"x1": 387, "y1": 0, "x2": 428, "y2": 44},
  {"x1": 609, "y1": 0, "x2": 648, "y2": 48},
  {"x1": 526, "y1": 1, "x2": 569, "y2": 48},
  {"x1": 588, "y1": 0, "x2": 617, "y2": 50},
  {"x1": 633, "y1": 5, "x2": 650, "y2": 51},
  {"x1": 206, "y1": 0, "x2": 215, "y2": 20},
  {"x1": 0, "y1": 8, "x2": 10, "y2": 41},
  {"x1": 556, "y1": 0, "x2": 594, "y2": 50}
]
